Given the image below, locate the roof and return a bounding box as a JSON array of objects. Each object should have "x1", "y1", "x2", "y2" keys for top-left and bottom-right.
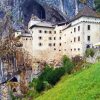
[
  {"x1": 70, "y1": 5, "x2": 100, "y2": 22},
  {"x1": 29, "y1": 21, "x2": 55, "y2": 29},
  {"x1": 21, "y1": 33, "x2": 32, "y2": 37}
]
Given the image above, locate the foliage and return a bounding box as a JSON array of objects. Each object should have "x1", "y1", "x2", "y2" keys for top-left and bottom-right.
[
  {"x1": 96, "y1": 56, "x2": 100, "y2": 61},
  {"x1": 35, "y1": 80, "x2": 44, "y2": 92},
  {"x1": 28, "y1": 55, "x2": 74, "y2": 99},
  {"x1": 36, "y1": 63, "x2": 100, "y2": 100},
  {"x1": 72, "y1": 55, "x2": 83, "y2": 65},
  {"x1": 10, "y1": 91, "x2": 21, "y2": 100},
  {"x1": 26, "y1": 89, "x2": 39, "y2": 99},
  {"x1": 45, "y1": 67, "x2": 65, "y2": 85},
  {"x1": 95, "y1": 0, "x2": 100, "y2": 12},
  {"x1": 85, "y1": 48, "x2": 95, "y2": 57},
  {"x1": 29, "y1": 63, "x2": 67, "y2": 93},
  {"x1": 62, "y1": 55, "x2": 74, "y2": 74}
]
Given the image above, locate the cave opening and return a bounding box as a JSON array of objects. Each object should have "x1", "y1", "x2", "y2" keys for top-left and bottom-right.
[
  {"x1": 10, "y1": 77, "x2": 18, "y2": 82},
  {"x1": 22, "y1": 0, "x2": 46, "y2": 25}
]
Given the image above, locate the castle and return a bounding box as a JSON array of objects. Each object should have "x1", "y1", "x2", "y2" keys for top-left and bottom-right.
[{"x1": 15, "y1": 5, "x2": 100, "y2": 64}]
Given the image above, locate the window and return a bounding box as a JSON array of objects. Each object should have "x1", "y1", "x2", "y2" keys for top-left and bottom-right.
[
  {"x1": 74, "y1": 28, "x2": 76, "y2": 32},
  {"x1": 59, "y1": 43, "x2": 61, "y2": 46},
  {"x1": 78, "y1": 26, "x2": 80, "y2": 31},
  {"x1": 87, "y1": 45, "x2": 90, "y2": 48},
  {"x1": 49, "y1": 43, "x2": 52, "y2": 46},
  {"x1": 49, "y1": 37, "x2": 52, "y2": 40},
  {"x1": 87, "y1": 36, "x2": 90, "y2": 41},
  {"x1": 87, "y1": 25, "x2": 90, "y2": 30},
  {"x1": 54, "y1": 31, "x2": 56, "y2": 34},
  {"x1": 60, "y1": 30, "x2": 62, "y2": 33},
  {"x1": 59, "y1": 50, "x2": 61, "y2": 51},
  {"x1": 59, "y1": 37, "x2": 61, "y2": 40},
  {"x1": 74, "y1": 37, "x2": 76, "y2": 42},
  {"x1": 78, "y1": 48, "x2": 80, "y2": 51},
  {"x1": 53, "y1": 43, "x2": 55, "y2": 46},
  {"x1": 71, "y1": 49, "x2": 72, "y2": 51},
  {"x1": 54, "y1": 48, "x2": 56, "y2": 50},
  {"x1": 78, "y1": 36, "x2": 80, "y2": 41},
  {"x1": 39, "y1": 36, "x2": 42, "y2": 40},
  {"x1": 74, "y1": 48, "x2": 76, "y2": 51},
  {"x1": 39, "y1": 30, "x2": 42, "y2": 33},
  {"x1": 49, "y1": 31, "x2": 52, "y2": 34},
  {"x1": 54, "y1": 37, "x2": 56, "y2": 40},
  {"x1": 26, "y1": 38, "x2": 27, "y2": 40},
  {"x1": 44, "y1": 31, "x2": 47, "y2": 33},
  {"x1": 39, "y1": 43, "x2": 42, "y2": 46}
]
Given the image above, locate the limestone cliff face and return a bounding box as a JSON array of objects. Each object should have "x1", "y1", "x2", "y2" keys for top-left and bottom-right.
[{"x1": 0, "y1": 0, "x2": 94, "y2": 29}]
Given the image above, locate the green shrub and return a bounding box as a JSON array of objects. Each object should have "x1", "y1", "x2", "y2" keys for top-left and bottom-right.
[
  {"x1": 85, "y1": 48, "x2": 95, "y2": 57},
  {"x1": 43, "y1": 81, "x2": 52, "y2": 90},
  {"x1": 35, "y1": 80, "x2": 44, "y2": 93},
  {"x1": 62, "y1": 55, "x2": 74, "y2": 74},
  {"x1": 39, "y1": 65, "x2": 53, "y2": 81},
  {"x1": 39, "y1": 66, "x2": 65, "y2": 85},
  {"x1": 29, "y1": 56, "x2": 74, "y2": 93},
  {"x1": 47, "y1": 67, "x2": 65, "y2": 85}
]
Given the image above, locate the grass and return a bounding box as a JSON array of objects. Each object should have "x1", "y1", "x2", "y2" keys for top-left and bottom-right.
[{"x1": 35, "y1": 63, "x2": 100, "y2": 100}]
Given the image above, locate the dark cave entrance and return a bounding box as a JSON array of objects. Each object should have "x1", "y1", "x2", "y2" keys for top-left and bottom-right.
[
  {"x1": 22, "y1": 0, "x2": 46, "y2": 25},
  {"x1": 10, "y1": 77, "x2": 18, "y2": 82}
]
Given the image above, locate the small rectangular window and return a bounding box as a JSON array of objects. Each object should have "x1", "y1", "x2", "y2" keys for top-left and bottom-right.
[
  {"x1": 39, "y1": 36, "x2": 42, "y2": 40},
  {"x1": 78, "y1": 36, "x2": 80, "y2": 41},
  {"x1": 49, "y1": 43, "x2": 52, "y2": 46},
  {"x1": 78, "y1": 26, "x2": 80, "y2": 31},
  {"x1": 54, "y1": 48, "x2": 56, "y2": 50},
  {"x1": 71, "y1": 49, "x2": 72, "y2": 51},
  {"x1": 87, "y1": 36, "x2": 90, "y2": 41},
  {"x1": 59, "y1": 37, "x2": 61, "y2": 40},
  {"x1": 74, "y1": 37, "x2": 76, "y2": 42},
  {"x1": 44, "y1": 31, "x2": 47, "y2": 33},
  {"x1": 88, "y1": 25, "x2": 90, "y2": 30},
  {"x1": 54, "y1": 37, "x2": 56, "y2": 40},
  {"x1": 74, "y1": 28, "x2": 76, "y2": 32},
  {"x1": 78, "y1": 48, "x2": 80, "y2": 51},
  {"x1": 49, "y1": 31, "x2": 52, "y2": 34},
  {"x1": 54, "y1": 31, "x2": 56, "y2": 34},
  {"x1": 39, "y1": 30, "x2": 42, "y2": 33},
  {"x1": 59, "y1": 43, "x2": 61, "y2": 46},
  {"x1": 74, "y1": 48, "x2": 76, "y2": 51},
  {"x1": 53, "y1": 43, "x2": 55, "y2": 46},
  {"x1": 60, "y1": 30, "x2": 62, "y2": 33},
  {"x1": 49, "y1": 37, "x2": 52, "y2": 40},
  {"x1": 39, "y1": 43, "x2": 42, "y2": 46}
]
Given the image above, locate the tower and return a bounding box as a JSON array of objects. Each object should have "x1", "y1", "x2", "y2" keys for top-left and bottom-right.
[{"x1": 75, "y1": 0, "x2": 79, "y2": 15}]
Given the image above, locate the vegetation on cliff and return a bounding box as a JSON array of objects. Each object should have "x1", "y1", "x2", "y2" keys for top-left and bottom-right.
[{"x1": 36, "y1": 62, "x2": 100, "y2": 100}]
